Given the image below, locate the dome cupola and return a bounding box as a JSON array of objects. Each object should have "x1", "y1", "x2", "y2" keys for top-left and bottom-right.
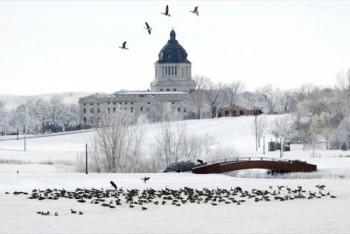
[
  {"x1": 151, "y1": 29, "x2": 195, "y2": 93},
  {"x1": 157, "y1": 29, "x2": 191, "y2": 64}
]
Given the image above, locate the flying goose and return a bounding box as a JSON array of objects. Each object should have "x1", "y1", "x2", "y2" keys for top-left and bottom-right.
[
  {"x1": 119, "y1": 41, "x2": 129, "y2": 50},
  {"x1": 190, "y1": 6, "x2": 199, "y2": 16},
  {"x1": 161, "y1": 5, "x2": 171, "y2": 17},
  {"x1": 144, "y1": 22, "x2": 152, "y2": 34}
]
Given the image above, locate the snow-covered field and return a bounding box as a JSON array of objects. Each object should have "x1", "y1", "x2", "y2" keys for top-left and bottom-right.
[{"x1": 0, "y1": 116, "x2": 349, "y2": 234}]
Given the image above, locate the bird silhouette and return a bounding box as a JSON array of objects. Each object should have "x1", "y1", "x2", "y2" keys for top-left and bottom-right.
[
  {"x1": 197, "y1": 159, "x2": 204, "y2": 164},
  {"x1": 141, "y1": 176, "x2": 150, "y2": 183},
  {"x1": 161, "y1": 5, "x2": 171, "y2": 17},
  {"x1": 110, "y1": 180, "x2": 117, "y2": 190},
  {"x1": 190, "y1": 6, "x2": 199, "y2": 16},
  {"x1": 144, "y1": 22, "x2": 152, "y2": 35},
  {"x1": 119, "y1": 41, "x2": 128, "y2": 50}
]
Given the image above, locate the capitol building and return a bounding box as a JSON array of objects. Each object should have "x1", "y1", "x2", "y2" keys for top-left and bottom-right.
[{"x1": 79, "y1": 29, "x2": 197, "y2": 125}]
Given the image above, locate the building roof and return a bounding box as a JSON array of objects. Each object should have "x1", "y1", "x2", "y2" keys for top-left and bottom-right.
[
  {"x1": 156, "y1": 29, "x2": 191, "y2": 64},
  {"x1": 112, "y1": 90, "x2": 188, "y2": 96}
]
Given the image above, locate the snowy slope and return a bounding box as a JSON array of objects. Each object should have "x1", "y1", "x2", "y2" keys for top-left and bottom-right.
[{"x1": 0, "y1": 116, "x2": 349, "y2": 233}]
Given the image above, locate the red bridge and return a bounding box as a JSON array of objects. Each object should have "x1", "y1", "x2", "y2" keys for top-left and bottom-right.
[{"x1": 192, "y1": 157, "x2": 317, "y2": 174}]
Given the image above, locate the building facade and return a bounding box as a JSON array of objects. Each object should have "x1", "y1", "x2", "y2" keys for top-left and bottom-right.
[{"x1": 78, "y1": 29, "x2": 196, "y2": 126}]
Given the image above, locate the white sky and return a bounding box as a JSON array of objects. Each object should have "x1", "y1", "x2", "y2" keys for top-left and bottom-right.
[{"x1": 1, "y1": 1, "x2": 350, "y2": 95}]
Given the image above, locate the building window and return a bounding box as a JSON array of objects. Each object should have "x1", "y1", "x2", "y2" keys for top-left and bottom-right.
[
  {"x1": 113, "y1": 102, "x2": 116, "y2": 105},
  {"x1": 97, "y1": 108, "x2": 100, "y2": 113},
  {"x1": 83, "y1": 103, "x2": 86, "y2": 105},
  {"x1": 147, "y1": 102, "x2": 150, "y2": 104},
  {"x1": 90, "y1": 108, "x2": 94, "y2": 113},
  {"x1": 125, "y1": 102, "x2": 127, "y2": 105},
  {"x1": 131, "y1": 107, "x2": 134, "y2": 113},
  {"x1": 173, "y1": 88, "x2": 176, "y2": 91},
  {"x1": 172, "y1": 102, "x2": 175, "y2": 104},
  {"x1": 175, "y1": 67, "x2": 177, "y2": 75},
  {"x1": 83, "y1": 108, "x2": 86, "y2": 113},
  {"x1": 107, "y1": 107, "x2": 111, "y2": 113},
  {"x1": 160, "y1": 89, "x2": 163, "y2": 91},
  {"x1": 178, "y1": 107, "x2": 181, "y2": 112},
  {"x1": 131, "y1": 102, "x2": 133, "y2": 105},
  {"x1": 90, "y1": 103, "x2": 93, "y2": 105},
  {"x1": 167, "y1": 89, "x2": 170, "y2": 91},
  {"x1": 140, "y1": 107, "x2": 143, "y2": 111},
  {"x1": 120, "y1": 102, "x2": 122, "y2": 105}
]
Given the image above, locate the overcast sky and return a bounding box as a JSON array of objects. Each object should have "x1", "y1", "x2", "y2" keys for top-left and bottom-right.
[{"x1": 1, "y1": 1, "x2": 350, "y2": 96}]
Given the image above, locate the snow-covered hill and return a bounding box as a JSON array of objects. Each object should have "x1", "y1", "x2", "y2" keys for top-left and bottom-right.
[{"x1": 0, "y1": 117, "x2": 349, "y2": 234}]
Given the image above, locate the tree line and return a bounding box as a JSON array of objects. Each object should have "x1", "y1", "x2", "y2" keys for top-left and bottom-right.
[{"x1": 0, "y1": 95, "x2": 80, "y2": 135}]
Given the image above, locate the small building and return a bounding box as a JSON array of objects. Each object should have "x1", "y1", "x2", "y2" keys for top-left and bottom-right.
[{"x1": 217, "y1": 105, "x2": 262, "y2": 117}]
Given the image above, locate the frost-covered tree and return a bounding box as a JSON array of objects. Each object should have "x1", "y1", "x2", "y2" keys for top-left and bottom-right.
[
  {"x1": 251, "y1": 114, "x2": 267, "y2": 149},
  {"x1": 187, "y1": 76, "x2": 211, "y2": 119},
  {"x1": 90, "y1": 111, "x2": 146, "y2": 172},
  {"x1": 222, "y1": 81, "x2": 245, "y2": 107},
  {"x1": 9, "y1": 104, "x2": 32, "y2": 134},
  {"x1": 255, "y1": 84, "x2": 278, "y2": 113},
  {"x1": 206, "y1": 82, "x2": 226, "y2": 118},
  {"x1": 269, "y1": 115, "x2": 295, "y2": 142},
  {"x1": 152, "y1": 121, "x2": 214, "y2": 170}
]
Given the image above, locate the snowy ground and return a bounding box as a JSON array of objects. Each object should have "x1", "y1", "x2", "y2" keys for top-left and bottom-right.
[{"x1": 0, "y1": 116, "x2": 349, "y2": 233}]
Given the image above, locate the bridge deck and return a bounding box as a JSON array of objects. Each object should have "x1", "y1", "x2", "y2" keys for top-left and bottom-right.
[{"x1": 192, "y1": 157, "x2": 317, "y2": 174}]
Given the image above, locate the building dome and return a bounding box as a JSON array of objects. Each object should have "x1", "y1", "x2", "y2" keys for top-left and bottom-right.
[{"x1": 156, "y1": 29, "x2": 191, "y2": 64}]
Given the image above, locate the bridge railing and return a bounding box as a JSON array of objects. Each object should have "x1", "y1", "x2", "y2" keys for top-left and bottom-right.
[{"x1": 195, "y1": 156, "x2": 306, "y2": 167}]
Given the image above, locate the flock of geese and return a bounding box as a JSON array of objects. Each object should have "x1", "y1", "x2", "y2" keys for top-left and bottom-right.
[
  {"x1": 7, "y1": 180, "x2": 336, "y2": 217},
  {"x1": 119, "y1": 5, "x2": 199, "y2": 50}
]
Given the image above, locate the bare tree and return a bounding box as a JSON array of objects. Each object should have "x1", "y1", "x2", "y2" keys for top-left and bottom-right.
[
  {"x1": 255, "y1": 115, "x2": 267, "y2": 148},
  {"x1": 152, "y1": 121, "x2": 215, "y2": 169},
  {"x1": 146, "y1": 100, "x2": 172, "y2": 122},
  {"x1": 188, "y1": 76, "x2": 211, "y2": 119},
  {"x1": 336, "y1": 69, "x2": 350, "y2": 92},
  {"x1": 269, "y1": 115, "x2": 295, "y2": 143},
  {"x1": 223, "y1": 81, "x2": 245, "y2": 107},
  {"x1": 206, "y1": 82, "x2": 226, "y2": 118},
  {"x1": 91, "y1": 111, "x2": 146, "y2": 172},
  {"x1": 255, "y1": 84, "x2": 278, "y2": 113}
]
